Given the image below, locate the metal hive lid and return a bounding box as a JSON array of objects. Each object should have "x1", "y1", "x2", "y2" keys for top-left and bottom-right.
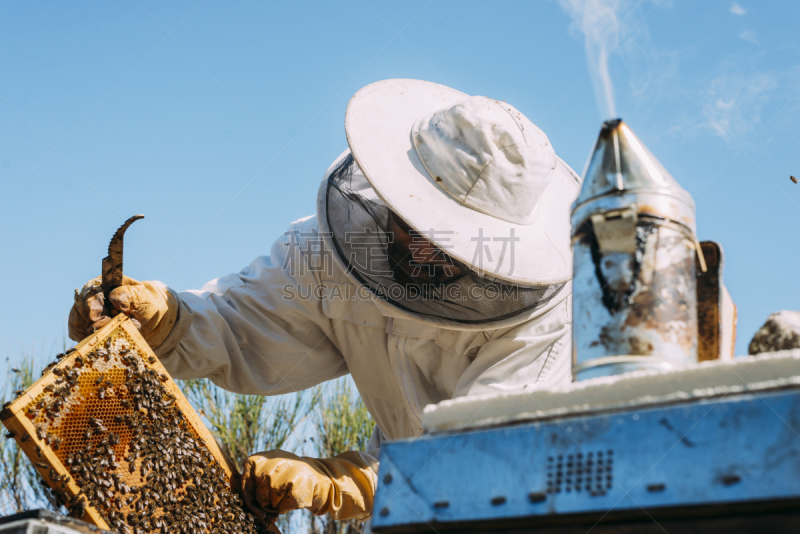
[{"x1": 572, "y1": 119, "x2": 695, "y2": 218}]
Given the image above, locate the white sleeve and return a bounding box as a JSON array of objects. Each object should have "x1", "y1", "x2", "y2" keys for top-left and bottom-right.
[
  {"x1": 355, "y1": 425, "x2": 383, "y2": 481},
  {"x1": 157, "y1": 217, "x2": 349, "y2": 396},
  {"x1": 452, "y1": 296, "x2": 573, "y2": 398}
]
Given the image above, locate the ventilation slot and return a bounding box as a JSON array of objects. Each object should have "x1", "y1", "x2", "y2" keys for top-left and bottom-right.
[{"x1": 546, "y1": 449, "x2": 613, "y2": 496}]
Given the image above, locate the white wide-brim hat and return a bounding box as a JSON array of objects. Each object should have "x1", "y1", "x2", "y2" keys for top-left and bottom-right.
[{"x1": 345, "y1": 79, "x2": 580, "y2": 286}]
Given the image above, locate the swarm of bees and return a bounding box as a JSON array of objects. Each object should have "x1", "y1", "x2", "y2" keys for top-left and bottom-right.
[{"x1": 9, "y1": 332, "x2": 269, "y2": 534}]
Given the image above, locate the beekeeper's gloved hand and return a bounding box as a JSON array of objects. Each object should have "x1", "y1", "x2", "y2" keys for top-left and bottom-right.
[
  {"x1": 241, "y1": 450, "x2": 377, "y2": 522},
  {"x1": 68, "y1": 275, "x2": 178, "y2": 347}
]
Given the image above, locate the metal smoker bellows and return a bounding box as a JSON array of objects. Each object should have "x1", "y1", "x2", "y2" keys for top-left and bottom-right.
[{"x1": 571, "y1": 119, "x2": 705, "y2": 381}]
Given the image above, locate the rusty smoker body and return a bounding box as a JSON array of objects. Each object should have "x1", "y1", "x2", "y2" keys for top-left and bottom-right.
[{"x1": 572, "y1": 120, "x2": 702, "y2": 381}]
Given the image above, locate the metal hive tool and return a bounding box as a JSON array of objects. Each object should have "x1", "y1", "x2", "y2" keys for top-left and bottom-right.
[{"x1": 1, "y1": 314, "x2": 271, "y2": 534}]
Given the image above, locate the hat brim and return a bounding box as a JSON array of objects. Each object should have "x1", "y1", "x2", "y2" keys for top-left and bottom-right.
[{"x1": 345, "y1": 79, "x2": 580, "y2": 286}]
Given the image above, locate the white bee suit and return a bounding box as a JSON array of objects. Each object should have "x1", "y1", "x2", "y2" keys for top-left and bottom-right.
[{"x1": 152, "y1": 80, "x2": 580, "y2": 521}]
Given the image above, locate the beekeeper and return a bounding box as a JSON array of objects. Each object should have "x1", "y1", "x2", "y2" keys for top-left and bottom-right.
[{"x1": 68, "y1": 79, "x2": 580, "y2": 523}]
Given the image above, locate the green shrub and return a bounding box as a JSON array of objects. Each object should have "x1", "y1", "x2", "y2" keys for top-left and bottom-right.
[{"x1": 0, "y1": 353, "x2": 63, "y2": 515}]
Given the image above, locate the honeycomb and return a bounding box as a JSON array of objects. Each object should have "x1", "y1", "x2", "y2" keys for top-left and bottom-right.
[{"x1": 1, "y1": 315, "x2": 270, "y2": 534}]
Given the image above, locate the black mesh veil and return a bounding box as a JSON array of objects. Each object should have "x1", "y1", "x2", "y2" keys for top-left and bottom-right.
[{"x1": 324, "y1": 153, "x2": 565, "y2": 324}]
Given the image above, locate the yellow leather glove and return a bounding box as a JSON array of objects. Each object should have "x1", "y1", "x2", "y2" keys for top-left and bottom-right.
[
  {"x1": 241, "y1": 450, "x2": 376, "y2": 521},
  {"x1": 68, "y1": 275, "x2": 178, "y2": 348}
]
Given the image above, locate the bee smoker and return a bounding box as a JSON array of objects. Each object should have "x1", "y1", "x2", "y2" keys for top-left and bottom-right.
[{"x1": 571, "y1": 119, "x2": 706, "y2": 381}]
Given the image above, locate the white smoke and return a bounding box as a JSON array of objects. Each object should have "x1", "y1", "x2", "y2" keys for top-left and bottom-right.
[{"x1": 558, "y1": 0, "x2": 626, "y2": 119}]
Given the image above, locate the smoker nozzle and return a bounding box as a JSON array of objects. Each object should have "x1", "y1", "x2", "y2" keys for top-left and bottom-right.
[
  {"x1": 571, "y1": 119, "x2": 697, "y2": 235},
  {"x1": 600, "y1": 118, "x2": 624, "y2": 133}
]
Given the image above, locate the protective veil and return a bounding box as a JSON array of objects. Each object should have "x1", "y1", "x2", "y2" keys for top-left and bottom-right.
[{"x1": 325, "y1": 152, "x2": 565, "y2": 324}]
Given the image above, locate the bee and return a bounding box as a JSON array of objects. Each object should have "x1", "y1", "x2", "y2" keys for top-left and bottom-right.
[
  {"x1": 2, "y1": 401, "x2": 11, "y2": 409},
  {"x1": 792, "y1": 175, "x2": 798, "y2": 184}
]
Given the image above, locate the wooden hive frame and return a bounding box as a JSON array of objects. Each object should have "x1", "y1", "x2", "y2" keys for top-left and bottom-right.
[{"x1": 1, "y1": 314, "x2": 244, "y2": 532}]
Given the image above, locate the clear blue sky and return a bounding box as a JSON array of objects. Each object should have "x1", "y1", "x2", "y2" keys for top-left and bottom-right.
[{"x1": 1, "y1": 0, "x2": 798, "y2": 372}]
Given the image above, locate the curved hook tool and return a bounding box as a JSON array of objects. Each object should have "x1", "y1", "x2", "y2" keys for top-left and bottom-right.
[{"x1": 101, "y1": 214, "x2": 144, "y2": 300}]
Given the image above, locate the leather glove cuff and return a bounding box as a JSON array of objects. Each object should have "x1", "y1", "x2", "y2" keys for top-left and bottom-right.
[{"x1": 242, "y1": 450, "x2": 377, "y2": 521}]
